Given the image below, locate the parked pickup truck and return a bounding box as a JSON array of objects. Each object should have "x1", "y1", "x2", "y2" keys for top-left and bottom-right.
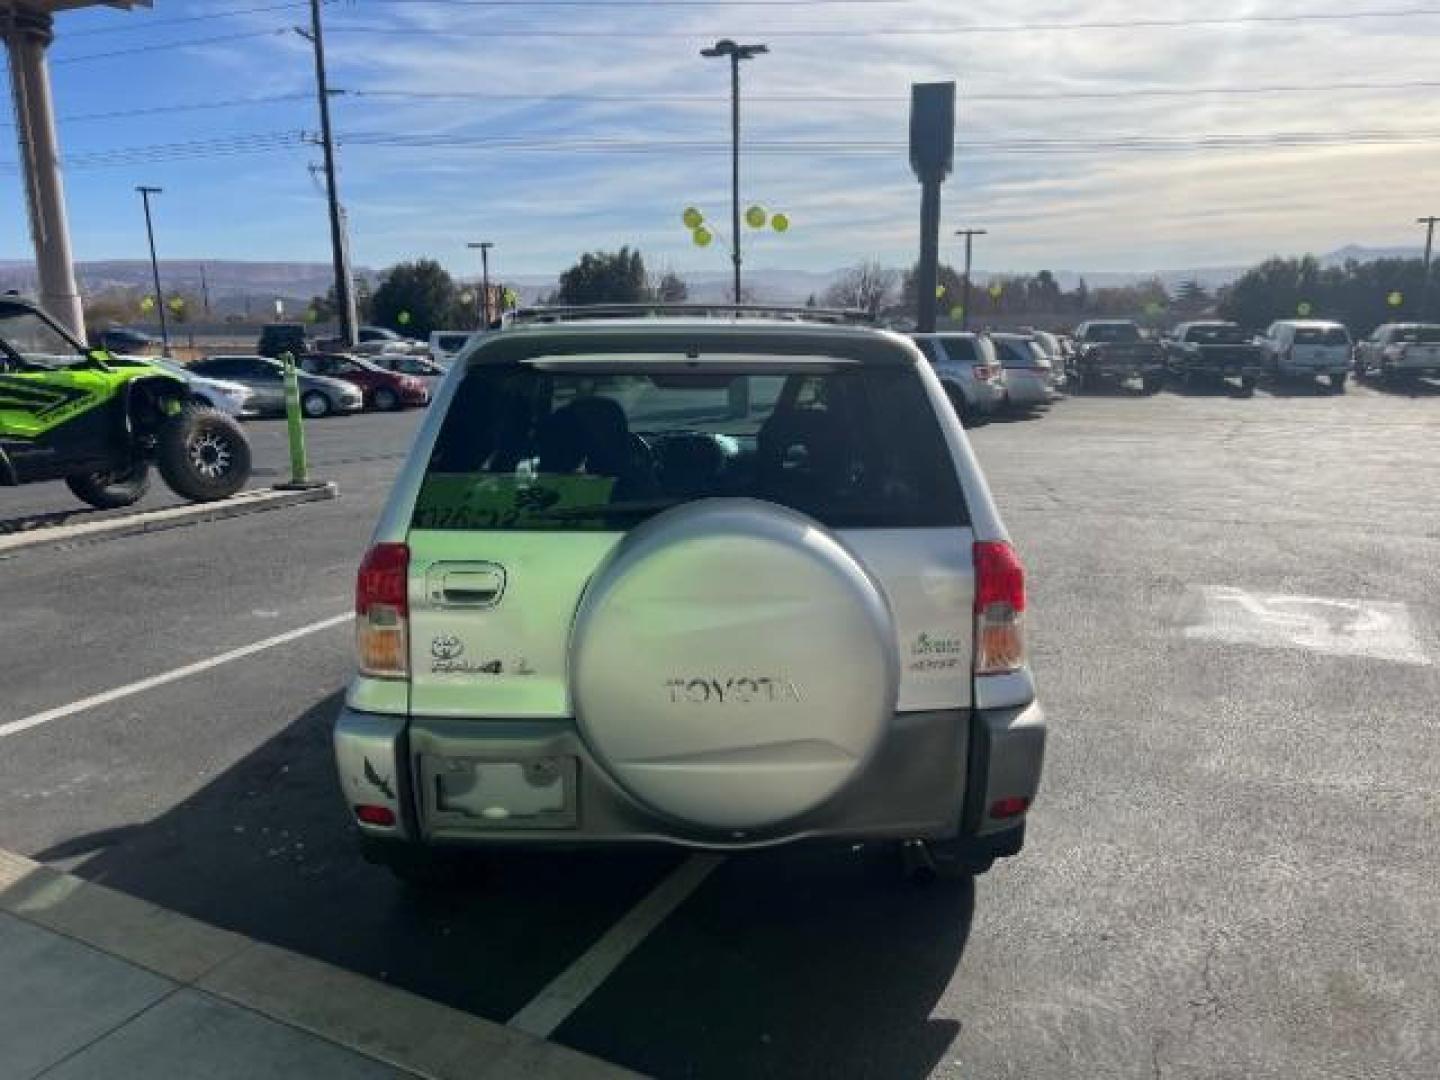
[
  {"x1": 1355, "y1": 323, "x2": 1440, "y2": 383},
  {"x1": 1071, "y1": 320, "x2": 1166, "y2": 393},
  {"x1": 1163, "y1": 321, "x2": 1263, "y2": 395}
]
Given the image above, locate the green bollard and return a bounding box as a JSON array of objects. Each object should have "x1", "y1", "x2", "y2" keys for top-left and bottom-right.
[{"x1": 278, "y1": 351, "x2": 315, "y2": 489}]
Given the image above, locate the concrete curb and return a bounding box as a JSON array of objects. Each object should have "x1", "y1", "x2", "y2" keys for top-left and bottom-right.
[
  {"x1": 0, "y1": 483, "x2": 338, "y2": 556},
  {"x1": 0, "y1": 849, "x2": 639, "y2": 1079}
]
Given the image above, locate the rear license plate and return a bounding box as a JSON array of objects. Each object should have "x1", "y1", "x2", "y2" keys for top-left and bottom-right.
[{"x1": 423, "y1": 755, "x2": 577, "y2": 830}]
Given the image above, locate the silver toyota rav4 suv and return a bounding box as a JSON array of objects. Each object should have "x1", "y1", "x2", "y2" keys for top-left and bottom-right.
[{"x1": 335, "y1": 309, "x2": 1046, "y2": 884}]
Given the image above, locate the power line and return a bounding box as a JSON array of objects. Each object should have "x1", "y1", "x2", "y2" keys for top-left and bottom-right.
[
  {"x1": 0, "y1": 93, "x2": 313, "y2": 127},
  {"x1": 53, "y1": 28, "x2": 291, "y2": 65},
  {"x1": 6, "y1": 126, "x2": 1437, "y2": 173},
  {"x1": 330, "y1": 7, "x2": 1440, "y2": 38},
  {"x1": 64, "y1": 2, "x2": 307, "y2": 37},
  {"x1": 351, "y1": 78, "x2": 1440, "y2": 105}
]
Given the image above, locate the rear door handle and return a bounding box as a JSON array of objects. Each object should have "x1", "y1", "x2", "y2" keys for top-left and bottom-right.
[{"x1": 427, "y1": 564, "x2": 506, "y2": 608}]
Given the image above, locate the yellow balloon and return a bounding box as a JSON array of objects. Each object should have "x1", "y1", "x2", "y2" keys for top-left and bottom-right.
[
  {"x1": 771, "y1": 213, "x2": 790, "y2": 234},
  {"x1": 682, "y1": 207, "x2": 704, "y2": 229},
  {"x1": 693, "y1": 226, "x2": 713, "y2": 248},
  {"x1": 949, "y1": 305, "x2": 966, "y2": 322},
  {"x1": 1297, "y1": 301, "x2": 1313, "y2": 317},
  {"x1": 988, "y1": 283, "x2": 1003, "y2": 299},
  {"x1": 139, "y1": 296, "x2": 155, "y2": 313},
  {"x1": 935, "y1": 285, "x2": 947, "y2": 299},
  {"x1": 398, "y1": 310, "x2": 412, "y2": 325},
  {"x1": 1388, "y1": 291, "x2": 1404, "y2": 308},
  {"x1": 745, "y1": 205, "x2": 767, "y2": 229}
]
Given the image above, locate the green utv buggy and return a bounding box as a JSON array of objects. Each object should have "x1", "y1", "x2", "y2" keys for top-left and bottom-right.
[{"x1": 0, "y1": 296, "x2": 252, "y2": 510}]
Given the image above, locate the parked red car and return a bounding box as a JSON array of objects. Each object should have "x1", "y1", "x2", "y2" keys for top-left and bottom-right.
[{"x1": 300, "y1": 352, "x2": 429, "y2": 411}]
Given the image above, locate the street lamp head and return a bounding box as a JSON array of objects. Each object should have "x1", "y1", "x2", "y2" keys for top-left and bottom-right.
[
  {"x1": 136, "y1": 185, "x2": 163, "y2": 195},
  {"x1": 467, "y1": 241, "x2": 494, "y2": 250},
  {"x1": 702, "y1": 39, "x2": 767, "y2": 60}
]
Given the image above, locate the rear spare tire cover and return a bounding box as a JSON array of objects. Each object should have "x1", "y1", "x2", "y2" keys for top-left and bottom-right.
[{"x1": 571, "y1": 499, "x2": 898, "y2": 831}]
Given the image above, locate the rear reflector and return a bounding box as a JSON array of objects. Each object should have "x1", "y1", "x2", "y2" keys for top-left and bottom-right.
[
  {"x1": 989, "y1": 796, "x2": 1031, "y2": 820},
  {"x1": 356, "y1": 543, "x2": 409, "y2": 679},
  {"x1": 355, "y1": 804, "x2": 396, "y2": 827},
  {"x1": 974, "y1": 541, "x2": 1026, "y2": 676}
]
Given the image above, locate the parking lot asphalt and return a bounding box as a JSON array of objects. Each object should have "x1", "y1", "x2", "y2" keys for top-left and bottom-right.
[{"x1": 2, "y1": 380, "x2": 1438, "y2": 1079}]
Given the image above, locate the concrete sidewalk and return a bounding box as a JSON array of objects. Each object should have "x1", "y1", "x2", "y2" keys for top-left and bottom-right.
[{"x1": 0, "y1": 849, "x2": 636, "y2": 1080}]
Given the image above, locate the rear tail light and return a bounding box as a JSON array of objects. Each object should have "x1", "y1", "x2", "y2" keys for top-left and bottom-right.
[
  {"x1": 974, "y1": 541, "x2": 1026, "y2": 676},
  {"x1": 356, "y1": 542, "x2": 409, "y2": 678},
  {"x1": 355, "y1": 804, "x2": 397, "y2": 827}
]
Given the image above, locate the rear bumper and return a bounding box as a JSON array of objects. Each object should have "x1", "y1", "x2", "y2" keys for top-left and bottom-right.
[
  {"x1": 334, "y1": 702, "x2": 1046, "y2": 854},
  {"x1": 1276, "y1": 357, "x2": 1348, "y2": 375}
]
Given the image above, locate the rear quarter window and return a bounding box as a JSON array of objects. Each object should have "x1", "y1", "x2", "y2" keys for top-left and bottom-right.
[{"x1": 414, "y1": 361, "x2": 968, "y2": 532}]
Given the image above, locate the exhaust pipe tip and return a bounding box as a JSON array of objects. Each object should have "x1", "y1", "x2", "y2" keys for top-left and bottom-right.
[{"x1": 900, "y1": 839, "x2": 937, "y2": 885}]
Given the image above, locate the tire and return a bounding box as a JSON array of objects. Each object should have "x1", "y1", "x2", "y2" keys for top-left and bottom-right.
[
  {"x1": 190, "y1": 394, "x2": 213, "y2": 408},
  {"x1": 373, "y1": 386, "x2": 400, "y2": 412},
  {"x1": 1142, "y1": 375, "x2": 1164, "y2": 395},
  {"x1": 1330, "y1": 372, "x2": 1348, "y2": 394},
  {"x1": 65, "y1": 461, "x2": 151, "y2": 510},
  {"x1": 302, "y1": 390, "x2": 332, "y2": 418},
  {"x1": 1071, "y1": 371, "x2": 1088, "y2": 395},
  {"x1": 156, "y1": 405, "x2": 252, "y2": 502},
  {"x1": 1239, "y1": 376, "x2": 1258, "y2": 397}
]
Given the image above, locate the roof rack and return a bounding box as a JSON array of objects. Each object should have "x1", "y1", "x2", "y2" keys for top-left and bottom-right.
[{"x1": 502, "y1": 303, "x2": 877, "y2": 328}]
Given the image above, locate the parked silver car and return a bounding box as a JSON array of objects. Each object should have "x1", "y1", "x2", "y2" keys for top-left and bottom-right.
[
  {"x1": 336, "y1": 311, "x2": 1046, "y2": 885},
  {"x1": 910, "y1": 332, "x2": 1007, "y2": 425},
  {"x1": 146, "y1": 358, "x2": 257, "y2": 419},
  {"x1": 188, "y1": 355, "x2": 363, "y2": 418},
  {"x1": 991, "y1": 333, "x2": 1055, "y2": 412},
  {"x1": 1354, "y1": 323, "x2": 1440, "y2": 383}
]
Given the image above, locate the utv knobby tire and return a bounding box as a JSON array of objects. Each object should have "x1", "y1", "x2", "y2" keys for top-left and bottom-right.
[
  {"x1": 65, "y1": 462, "x2": 151, "y2": 510},
  {"x1": 157, "y1": 406, "x2": 252, "y2": 502}
]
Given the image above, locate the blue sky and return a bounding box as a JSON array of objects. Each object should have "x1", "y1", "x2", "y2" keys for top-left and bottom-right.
[{"x1": 2, "y1": 0, "x2": 1439, "y2": 280}]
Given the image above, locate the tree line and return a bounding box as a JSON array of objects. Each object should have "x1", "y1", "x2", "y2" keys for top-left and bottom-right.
[{"x1": 83, "y1": 247, "x2": 1429, "y2": 339}]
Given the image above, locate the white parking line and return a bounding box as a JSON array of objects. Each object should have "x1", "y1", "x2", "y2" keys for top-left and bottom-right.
[
  {"x1": 507, "y1": 854, "x2": 725, "y2": 1039},
  {"x1": 0, "y1": 613, "x2": 352, "y2": 740}
]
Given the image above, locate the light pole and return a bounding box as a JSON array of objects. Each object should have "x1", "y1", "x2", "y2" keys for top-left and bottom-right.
[
  {"x1": 955, "y1": 228, "x2": 987, "y2": 331},
  {"x1": 1419, "y1": 215, "x2": 1439, "y2": 321},
  {"x1": 702, "y1": 38, "x2": 767, "y2": 305},
  {"x1": 136, "y1": 185, "x2": 170, "y2": 356},
  {"x1": 468, "y1": 241, "x2": 494, "y2": 326},
  {"x1": 298, "y1": 0, "x2": 356, "y2": 346}
]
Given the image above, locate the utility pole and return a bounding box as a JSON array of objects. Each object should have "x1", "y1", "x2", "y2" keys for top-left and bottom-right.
[
  {"x1": 199, "y1": 262, "x2": 211, "y2": 316},
  {"x1": 702, "y1": 39, "x2": 768, "y2": 304},
  {"x1": 1419, "y1": 215, "x2": 1439, "y2": 322},
  {"x1": 135, "y1": 185, "x2": 170, "y2": 356},
  {"x1": 955, "y1": 228, "x2": 987, "y2": 331},
  {"x1": 468, "y1": 241, "x2": 494, "y2": 326},
  {"x1": 299, "y1": 0, "x2": 356, "y2": 346}
]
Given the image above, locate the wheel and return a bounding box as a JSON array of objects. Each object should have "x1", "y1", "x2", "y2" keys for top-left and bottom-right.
[
  {"x1": 302, "y1": 390, "x2": 332, "y2": 418},
  {"x1": 1239, "y1": 376, "x2": 1258, "y2": 397},
  {"x1": 373, "y1": 386, "x2": 400, "y2": 412},
  {"x1": 1142, "y1": 374, "x2": 1164, "y2": 395},
  {"x1": 190, "y1": 394, "x2": 214, "y2": 408},
  {"x1": 1071, "y1": 371, "x2": 1088, "y2": 394},
  {"x1": 156, "y1": 406, "x2": 252, "y2": 502},
  {"x1": 1329, "y1": 372, "x2": 1348, "y2": 394},
  {"x1": 65, "y1": 461, "x2": 151, "y2": 510}
]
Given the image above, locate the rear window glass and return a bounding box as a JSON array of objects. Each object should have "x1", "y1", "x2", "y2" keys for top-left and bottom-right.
[
  {"x1": 437, "y1": 334, "x2": 471, "y2": 351},
  {"x1": 932, "y1": 336, "x2": 985, "y2": 365},
  {"x1": 1294, "y1": 327, "x2": 1350, "y2": 345},
  {"x1": 1392, "y1": 326, "x2": 1440, "y2": 344},
  {"x1": 1082, "y1": 323, "x2": 1140, "y2": 343},
  {"x1": 414, "y1": 363, "x2": 967, "y2": 532},
  {"x1": 995, "y1": 339, "x2": 1050, "y2": 368},
  {"x1": 1185, "y1": 324, "x2": 1249, "y2": 345}
]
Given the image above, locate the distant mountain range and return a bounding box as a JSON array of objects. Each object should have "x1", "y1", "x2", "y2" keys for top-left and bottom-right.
[{"x1": 0, "y1": 245, "x2": 1424, "y2": 311}]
